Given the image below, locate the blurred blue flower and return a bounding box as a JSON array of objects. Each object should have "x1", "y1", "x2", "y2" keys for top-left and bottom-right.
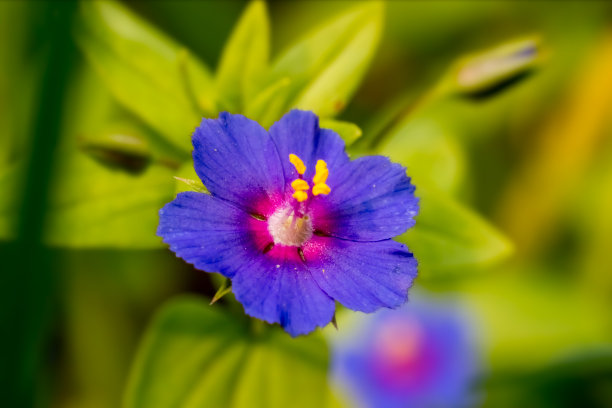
[
  {"x1": 332, "y1": 297, "x2": 481, "y2": 408},
  {"x1": 157, "y1": 110, "x2": 418, "y2": 336}
]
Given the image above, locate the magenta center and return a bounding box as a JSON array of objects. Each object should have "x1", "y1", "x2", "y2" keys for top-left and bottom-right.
[{"x1": 368, "y1": 317, "x2": 437, "y2": 392}]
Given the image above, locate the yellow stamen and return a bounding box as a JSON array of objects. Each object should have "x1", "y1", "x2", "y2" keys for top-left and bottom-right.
[
  {"x1": 315, "y1": 160, "x2": 327, "y2": 172},
  {"x1": 312, "y1": 183, "x2": 331, "y2": 196},
  {"x1": 311, "y1": 159, "x2": 331, "y2": 196},
  {"x1": 289, "y1": 154, "x2": 306, "y2": 175},
  {"x1": 313, "y1": 160, "x2": 329, "y2": 184},
  {"x1": 292, "y1": 190, "x2": 308, "y2": 202},
  {"x1": 291, "y1": 179, "x2": 309, "y2": 191}
]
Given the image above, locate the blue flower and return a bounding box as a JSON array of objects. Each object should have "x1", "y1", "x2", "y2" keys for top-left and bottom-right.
[
  {"x1": 157, "y1": 110, "x2": 419, "y2": 336},
  {"x1": 331, "y1": 297, "x2": 481, "y2": 408}
]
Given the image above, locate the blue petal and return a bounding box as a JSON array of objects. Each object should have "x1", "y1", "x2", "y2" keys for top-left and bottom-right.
[
  {"x1": 158, "y1": 191, "x2": 335, "y2": 336},
  {"x1": 269, "y1": 109, "x2": 350, "y2": 184},
  {"x1": 231, "y1": 254, "x2": 335, "y2": 337},
  {"x1": 309, "y1": 238, "x2": 417, "y2": 312},
  {"x1": 312, "y1": 155, "x2": 418, "y2": 241},
  {"x1": 192, "y1": 112, "x2": 285, "y2": 213},
  {"x1": 157, "y1": 191, "x2": 258, "y2": 278}
]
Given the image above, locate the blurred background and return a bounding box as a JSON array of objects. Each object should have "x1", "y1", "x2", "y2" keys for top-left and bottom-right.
[{"x1": 2, "y1": 1, "x2": 612, "y2": 407}]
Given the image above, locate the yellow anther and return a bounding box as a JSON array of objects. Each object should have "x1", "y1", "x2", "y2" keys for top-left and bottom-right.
[
  {"x1": 292, "y1": 190, "x2": 308, "y2": 202},
  {"x1": 313, "y1": 169, "x2": 329, "y2": 185},
  {"x1": 291, "y1": 179, "x2": 310, "y2": 191},
  {"x1": 315, "y1": 160, "x2": 327, "y2": 172},
  {"x1": 289, "y1": 154, "x2": 306, "y2": 175},
  {"x1": 312, "y1": 183, "x2": 331, "y2": 196},
  {"x1": 313, "y1": 160, "x2": 329, "y2": 184}
]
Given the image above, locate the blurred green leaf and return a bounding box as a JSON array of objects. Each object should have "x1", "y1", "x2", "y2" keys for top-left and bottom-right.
[
  {"x1": 76, "y1": 0, "x2": 215, "y2": 152},
  {"x1": 79, "y1": 122, "x2": 153, "y2": 174},
  {"x1": 461, "y1": 273, "x2": 612, "y2": 372},
  {"x1": 245, "y1": 77, "x2": 292, "y2": 128},
  {"x1": 484, "y1": 348, "x2": 612, "y2": 408},
  {"x1": 124, "y1": 296, "x2": 330, "y2": 408},
  {"x1": 495, "y1": 35, "x2": 612, "y2": 257},
  {"x1": 45, "y1": 155, "x2": 173, "y2": 248},
  {"x1": 320, "y1": 119, "x2": 362, "y2": 147},
  {"x1": 216, "y1": 0, "x2": 269, "y2": 112},
  {"x1": 369, "y1": 36, "x2": 547, "y2": 159},
  {"x1": 378, "y1": 117, "x2": 466, "y2": 193},
  {"x1": 42, "y1": 63, "x2": 178, "y2": 249},
  {"x1": 268, "y1": 2, "x2": 383, "y2": 117},
  {"x1": 398, "y1": 188, "x2": 513, "y2": 276},
  {"x1": 574, "y1": 146, "x2": 612, "y2": 298}
]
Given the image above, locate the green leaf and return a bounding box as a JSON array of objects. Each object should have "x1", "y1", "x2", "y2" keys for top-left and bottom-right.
[
  {"x1": 268, "y1": 2, "x2": 384, "y2": 117},
  {"x1": 398, "y1": 188, "x2": 513, "y2": 276},
  {"x1": 320, "y1": 119, "x2": 362, "y2": 147},
  {"x1": 461, "y1": 273, "x2": 612, "y2": 372},
  {"x1": 216, "y1": 0, "x2": 269, "y2": 112},
  {"x1": 245, "y1": 77, "x2": 292, "y2": 128},
  {"x1": 210, "y1": 278, "x2": 232, "y2": 305},
  {"x1": 45, "y1": 153, "x2": 174, "y2": 248},
  {"x1": 76, "y1": 0, "x2": 216, "y2": 152},
  {"x1": 43, "y1": 65, "x2": 177, "y2": 249},
  {"x1": 173, "y1": 160, "x2": 207, "y2": 195},
  {"x1": 377, "y1": 116, "x2": 466, "y2": 194},
  {"x1": 79, "y1": 121, "x2": 153, "y2": 174},
  {"x1": 124, "y1": 296, "x2": 330, "y2": 408}
]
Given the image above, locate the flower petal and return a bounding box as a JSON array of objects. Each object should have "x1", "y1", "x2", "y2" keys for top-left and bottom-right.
[
  {"x1": 311, "y1": 155, "x2": 418, "y2": 241},
  {"x1": 269, "y1": 109, "x2": 350, "y2": 184},
  {"x1": 158, "y1": 191, "x2": 335, "y2": 336},
  {"x1": 307, "y1": 237, "x2": 417, "y2": 312},
  {"x1": 192, "y1": 112, "x2": 285, "y2": 214},
  {"x1": 231, "y1": 245, "x2": 335, "y2": 337},
  {"x1": 157, "y1": 191, "x2": 264, "y2": 278}
]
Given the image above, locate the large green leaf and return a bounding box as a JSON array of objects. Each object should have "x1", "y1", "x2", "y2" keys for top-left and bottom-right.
[
  {"x1": 320, "y1": 119, "x2": 363, "y2": 147},
  {"x1": 268, "y1": 2, "x2": 383, "y2": 117},
  {"x1": 245, "y1": 77, "x2": 292, "y2": 128},
  {"x1": 377, "y1": 116, "x2": 466, "y2": 193},
  {"x1": 398, "y1": 188, "x2": 513, "y2": 277},
  {"x1": 216, "y1": 0, "x2": 269, "y2": 112},
  {"x1": 124, "y1": 296, "x2": 330, "y2": 408},
  {"x1": 76, "y1": 0, "x2": 215, "y2": 152},
  {"x1": 460, "y1": 273, "x2": 612, "y2": 372},
  {"x1": 44, "y1": 64, "x2": 176, "y2": 249},
  {"x1": 45, "y1": 158, "x2": 173, "y2": 249}
]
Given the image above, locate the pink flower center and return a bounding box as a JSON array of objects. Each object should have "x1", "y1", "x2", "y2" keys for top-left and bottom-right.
[{"x1": 267, "y1": 206, "x2": 313, "y2": 247}]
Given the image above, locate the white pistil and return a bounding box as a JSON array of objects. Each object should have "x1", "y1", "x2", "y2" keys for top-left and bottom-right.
[{"x1": 267, "y1": 206, "x2": 313, "y2": 247}]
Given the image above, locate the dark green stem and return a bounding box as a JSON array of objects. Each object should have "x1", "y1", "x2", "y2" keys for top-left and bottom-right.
[{"x1": 0, "y1": 3, "x2": 77, "y2": 406}]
